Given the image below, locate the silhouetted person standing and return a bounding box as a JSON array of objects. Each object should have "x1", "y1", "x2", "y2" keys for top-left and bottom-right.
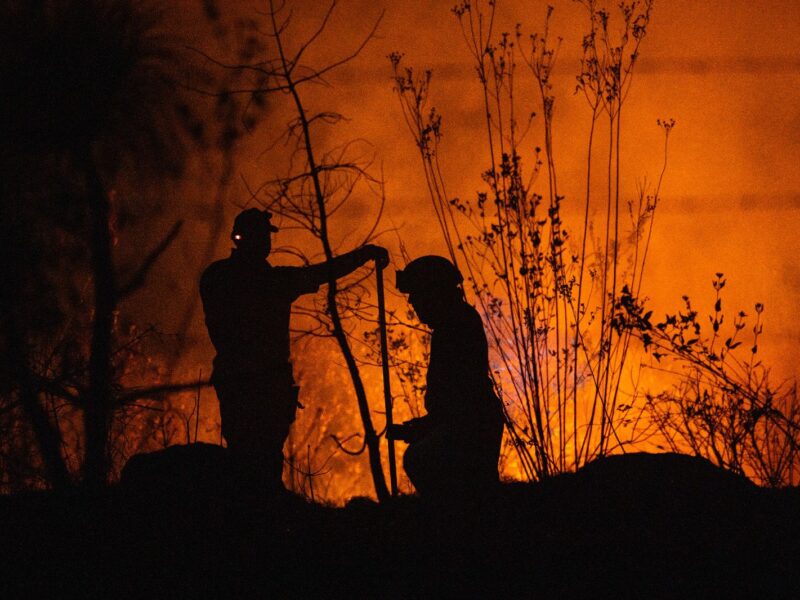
[
  {"x1": 200, "y1": 208, "x2": 387, "y2": 493},
  {"x1": 389, "y1": 256, "x2": 504, "y2": 497}
]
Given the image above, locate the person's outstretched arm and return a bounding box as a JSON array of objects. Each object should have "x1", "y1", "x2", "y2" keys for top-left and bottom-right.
[{"x1": 304, "y1": 244, "x2": 389, "y2": 287}]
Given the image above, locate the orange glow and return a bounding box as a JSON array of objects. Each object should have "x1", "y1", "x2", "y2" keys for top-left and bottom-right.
[{"x1": 111, "y1": 0, "x2": 800, "y2": 503}]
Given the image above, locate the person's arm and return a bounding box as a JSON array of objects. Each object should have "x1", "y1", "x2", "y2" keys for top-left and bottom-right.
[{"x1": 304, "y1": 245, "x2": 389, "y2": 287}]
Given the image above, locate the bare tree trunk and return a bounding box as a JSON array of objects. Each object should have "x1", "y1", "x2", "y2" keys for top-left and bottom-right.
[
  {"x1": 84, "y1": 157, "x2": 116, "y2": 488},
  {"x1": 271, "y1": 4, "x2": 389, "y2": 501},
  {"x1": 291, "y1": 84, "x2": 389, "y2": 503}
]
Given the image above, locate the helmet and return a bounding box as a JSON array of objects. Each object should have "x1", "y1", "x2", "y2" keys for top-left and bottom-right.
[
  {"x1": 231, "y1": 208, "x2": 278, "y2": 242},
  {"x1": 396, "y1": 255, "x2": 463, "y2": 294}
]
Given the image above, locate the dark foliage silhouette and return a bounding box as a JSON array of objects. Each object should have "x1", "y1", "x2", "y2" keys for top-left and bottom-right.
[
  {"x1": 0, "y1": 0, "x2": 214, "y2": 488},
  {"x1": 615, "y1": 275, "x2": 800, "y2": 486}
]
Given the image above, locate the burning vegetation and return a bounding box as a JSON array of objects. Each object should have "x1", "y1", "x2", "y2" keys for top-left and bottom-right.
[{"x1": 1, "y1": 0, "x2": 799, "y2": 510}]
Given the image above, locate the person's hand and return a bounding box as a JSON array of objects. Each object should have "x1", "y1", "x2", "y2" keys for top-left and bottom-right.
[
  {"x1": 363, "y1": 244, "x2": 389, "y2": 269},
  {"x1": 391, "y1": 418, "x2": 429, "y2": 443}
]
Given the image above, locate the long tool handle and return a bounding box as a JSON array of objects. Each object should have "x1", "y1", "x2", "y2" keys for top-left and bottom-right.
[{"x1": 376, "y1": 263, "x2": 397, "y2": 497}]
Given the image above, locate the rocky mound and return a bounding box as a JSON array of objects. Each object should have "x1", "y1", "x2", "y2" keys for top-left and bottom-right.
[{"x1": 1, "y1": 449, "x2": 798, "y2": 597}]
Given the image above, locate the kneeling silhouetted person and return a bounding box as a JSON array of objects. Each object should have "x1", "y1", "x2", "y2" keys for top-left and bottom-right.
[
  {"x1": 200, "y1": 208, "x2": 387, "y2": 494},
  {"x1": 389, "y1": 256, "x2": 504, "y2": 497}
]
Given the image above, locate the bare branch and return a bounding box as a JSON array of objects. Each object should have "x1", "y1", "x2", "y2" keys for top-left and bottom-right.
[
  {"x1": 330, "y1": 433, "x2": 367, "y2": 456},
  {"x1": 289, "y1": 1, "x2": 338, "y2": 72}
]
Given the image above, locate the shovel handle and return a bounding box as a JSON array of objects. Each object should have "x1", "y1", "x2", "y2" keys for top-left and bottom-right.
[{"x1": 376, "y1": 262, "x2": 398, "y2": 497}]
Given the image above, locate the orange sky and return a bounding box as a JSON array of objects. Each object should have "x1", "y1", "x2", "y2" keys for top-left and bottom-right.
[
  {"x1": 315, "y1": 0, "x2": 800, "y2": 377},
  {"x1": 155, "y1": 0, "x2": 800, "y2": 359}
]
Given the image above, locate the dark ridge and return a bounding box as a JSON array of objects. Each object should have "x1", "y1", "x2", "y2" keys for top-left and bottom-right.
[{"x1": 1, "y1": 448, "x2": 798, "y2": 598}]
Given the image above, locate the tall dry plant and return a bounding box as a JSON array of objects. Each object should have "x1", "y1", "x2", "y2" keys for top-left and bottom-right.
[
  {"x1": 391, "y1": 0, "x2": 668, "y2": 479},
  {"x1": 615, "y1": 275, "x2": 800, "y2": 487}
]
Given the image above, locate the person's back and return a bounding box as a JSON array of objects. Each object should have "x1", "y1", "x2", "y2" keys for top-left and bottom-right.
[
  {"x1": 200, "y1": 252, "x2": 317, "y2": 379},
  {"x1": 418, "y1": 298, "x2": 503, "y2": 494},
  {"x1": 425, "y1": 299, "x2": 498, "y2": 426}
]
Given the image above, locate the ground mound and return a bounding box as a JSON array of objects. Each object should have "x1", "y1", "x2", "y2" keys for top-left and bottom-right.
[{"x1": 1, "y1": 449, "x2": 798, "y2": 597}]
